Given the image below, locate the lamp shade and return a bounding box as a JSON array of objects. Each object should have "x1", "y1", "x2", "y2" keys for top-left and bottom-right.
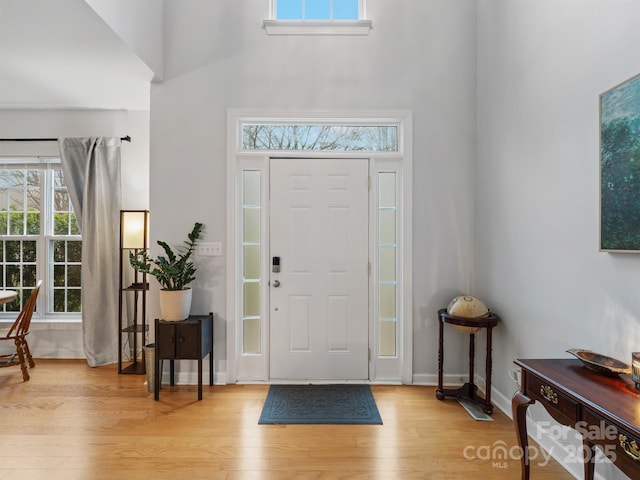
[{"x1": 121, "y1": 210, "x2": 148, "y2": 249}]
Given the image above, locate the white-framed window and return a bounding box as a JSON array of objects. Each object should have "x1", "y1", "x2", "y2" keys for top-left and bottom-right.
[
  {"x1": 0, "y1": 157, "x2": 81, "y2": 319},
  {"x1": 276, "y1": 0, "x2": 360, "y2": 20},
  {"x1": 264, "y1": 0, "x2": 372, "y2": 35}
]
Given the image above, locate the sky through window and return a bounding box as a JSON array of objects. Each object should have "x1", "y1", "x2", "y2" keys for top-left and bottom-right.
[{"x1": 276, "y1": 0, "x2": 359, "y2": 20}]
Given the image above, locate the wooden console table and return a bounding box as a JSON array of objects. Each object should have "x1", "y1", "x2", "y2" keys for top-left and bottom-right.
[
  {"x1": 513, "y1": 358, "x2": 640, "y2": 480},
  {"x1": 436, "y1": 308, "x2": 500, "y2": 414},
  {"x1": 154, "y1": 313, "x2": 213, "y2": 401}
]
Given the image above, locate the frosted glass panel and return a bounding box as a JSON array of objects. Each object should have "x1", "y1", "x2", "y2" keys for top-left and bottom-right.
[
  {"x1": 243, "y1": 208, "x2": 260, "y2": 244},
  {"x1": 379, "y1": 173, "x2": 396, "y2": 208},
  {"x1": 379, "y1": 320, "x2": 396, "y2": 357},
  {"x1": 243, "y1": 245, "x2": 260, "y2": 279},
  {"x1": 379, "y1": 284, "x2": 396, "y2": 318},
  {"x1": 243, "y1": 318, "x2": 261, "y2": 354},
  {"x1": 243, "y1": 282, "x2": 260, "y2": 317},
  {"x1": 243, "y1": 171, "x2": 261, "y2": 206},
  {"x1": 379, "y1": 247, "x2": 396, "y2": 282},
  {"x1": 379, "y1": 209, "x2": 396, "y2": 245},
  {"x1": 241, "y1": 170, "x2": 262, "y2": 357}
]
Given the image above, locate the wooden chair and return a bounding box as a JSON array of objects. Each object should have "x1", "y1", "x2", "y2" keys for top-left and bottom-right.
[{"x1": 0, "y1": 280, "x2": 42, "y2": 381}]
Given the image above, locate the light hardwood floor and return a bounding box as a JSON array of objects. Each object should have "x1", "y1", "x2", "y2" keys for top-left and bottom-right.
[{"x1": 0, "y1": 359, "x2": 573, "y2": 480}]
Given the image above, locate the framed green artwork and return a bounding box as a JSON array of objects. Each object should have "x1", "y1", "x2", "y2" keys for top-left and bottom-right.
[{"x1": 600, "y1": 73, "x2": 640, "y2": 252}]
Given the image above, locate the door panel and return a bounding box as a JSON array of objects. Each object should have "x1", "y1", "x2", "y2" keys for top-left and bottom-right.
[{"x1": 269, "y1": 158, "x2": 369, "y2": 380}]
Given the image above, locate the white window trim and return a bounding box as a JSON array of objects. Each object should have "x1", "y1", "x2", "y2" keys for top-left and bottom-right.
[
  {"x1": 265, "y1": 0, "x2": 371, "y2": 36},
  {"x1": 0, "y1": 157, "x2": 82, "y2": 323},
  {"x1": 226, "y1": 109, "x2": 413, "y2": 385},
  {"x1": 263, "y1": 19, "x2": 372, "y2": 36}
]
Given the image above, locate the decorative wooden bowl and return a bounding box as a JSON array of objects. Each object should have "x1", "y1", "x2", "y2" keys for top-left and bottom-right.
[{"x1": 566, "y1": 348, "x2": 631, "y2": 376}]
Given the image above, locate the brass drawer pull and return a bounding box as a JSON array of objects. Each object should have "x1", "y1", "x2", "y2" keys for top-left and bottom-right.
[
  {"x1": 619, "y1": 434, "x2": 640, "y2": 462},
  {"x1": 540, "y1": 385, "x2": 558, "y2": 404}
]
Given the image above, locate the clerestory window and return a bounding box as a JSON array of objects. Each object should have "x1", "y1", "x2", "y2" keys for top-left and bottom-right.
[
  {"x1": 265, "y1": 0, "x2": 371, "y2": 35},
  {"x1": 276, "y1": 0, "x2": 359, "y2": 20},
  {"x1": 0, "y1": 158, "x2": 81, "y2": 319}
]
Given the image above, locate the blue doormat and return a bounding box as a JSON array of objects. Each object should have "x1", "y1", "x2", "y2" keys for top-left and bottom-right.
[{"x1": 258, "y1": 384, "x2": 383, "y2": 425}]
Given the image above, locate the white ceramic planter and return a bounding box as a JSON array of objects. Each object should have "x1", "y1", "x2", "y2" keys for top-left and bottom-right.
[{"x1": 159, "y1": 288, "x2": 192, "y2": 321}]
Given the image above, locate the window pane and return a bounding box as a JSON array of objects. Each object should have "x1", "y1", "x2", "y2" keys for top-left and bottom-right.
[
  {"x1": 243, "y1": 245, "x2": 260, "y2": 280},
  {"x1": 70, "y1": 215, "x2": 80, "y2": 235},
  {"x1": 333, "y1": 0, "x2": 358, "y2": 19},
  {"x1": 53, "y1": 213, "x2": 68, "y2": 235},
  {"x1": 379, "y1": 247, "x2": 396, "y2": 282},
  {"x1": 242, "y1": 124, "x2": 398, "y2": 152},
  {"x1": 67, "y1": 289, "x2": 81, "y2": 312},
  {"x1": 277, "y1": 0, "x2": 302, "y2": 19},
  {"x1": 379, "y1": 284, "x2": 396, "y2": 318},
  {"x1": 9, "y1": 212, "x2": 23, "y2": 235},
  {"x1": 68, "y1": 265, "x2": 81, "y2": 287},
  {"x1": 6, "y1": 241, "x2": 20, "y2": 262},
  {"x1": 67, "y1": 241, "x2": 82, "y2": 262},
  {"x1": 9, "y1": 187, "x2": 23, "y2": 211},
  {"x1": 243, "y1": 318, "x2": 261, "y2": 354},
  {"x1": 379, "y1": 172, "x2": 396, "y2": 208},
  {"x1": 6, "y1": 265, "x2": 20, "y2": 287},
  {"x1": 54, "y1": 265, "x2": 65, "y2": 287},
  {"x1": 54, "y1": 289, "x2": 65, "y2": 312},
  {"x1": 379, "y1": 209, "x2": 396, "y2": 245},
  {"x1": 379, "y1": 320, "x2": 396, "y2": 357},
  {"x1": 243, "y1": 208, "x2": 260, "y2": 244},
  {"x1": 23, "y1": 241, "x2": 36, "y2": 262},
  {"x1": 52, "y1": 169, "x2": 77, "y2": 237},
  {"x1": 306, "y1": 0, "x2": 330, "y2": 19},
  {"x1": 22, "y1": 265, "x2": 36, "y2": 286},
  {"x1": 26, "y1": 212, "x2": 39, "y2": 234},
  {"x1": 243, "y1": 171, "x2": 261, "y2": 206},
  {"x1": 53, "y1": 240, "x2": 65, "y2": 262},
  {"x1": 243, "y1": 282, "x2": 260, "y2": 317}
]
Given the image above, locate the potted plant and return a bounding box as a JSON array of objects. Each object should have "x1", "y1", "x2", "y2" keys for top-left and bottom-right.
[{"x1": 130, "y1": 222, "x2": 204, "y2": 321}]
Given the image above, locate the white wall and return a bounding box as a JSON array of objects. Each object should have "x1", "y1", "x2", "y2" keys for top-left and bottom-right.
[
  {"x1": 86, "y1": 0, "x2": 164, "y2": 80},
  {"x1": 150, "y1": 0, "x2": 478, "y2": 380},
  {"x1": 477, "y1": 1, "x2": 640, "y2": 478},
  {"x1": 0, "y1": 109, "x2": 150, "y2": 358}
]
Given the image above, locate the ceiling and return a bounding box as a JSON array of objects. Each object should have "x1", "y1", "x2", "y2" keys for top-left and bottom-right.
[{"x1": 0, "y1": 0, "x2": 154, "y2": 110}]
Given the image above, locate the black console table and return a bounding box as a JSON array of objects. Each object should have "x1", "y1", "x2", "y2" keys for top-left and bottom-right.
[
  {"x1": 154, "y1": 313, "x2": 213, "y2": 401},
  {"x1": 436, "y1": 308, "x2": 500, "y2": 414}
]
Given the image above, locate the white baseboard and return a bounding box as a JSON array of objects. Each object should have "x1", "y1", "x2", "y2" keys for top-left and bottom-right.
[{"x1": 412, "y1": 372, "x2": 623, "y2": 480}]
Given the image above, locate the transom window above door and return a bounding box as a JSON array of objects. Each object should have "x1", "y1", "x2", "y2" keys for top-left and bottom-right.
[{"x1": 264, "y1": 0, "x2": 372, "y2": 35}]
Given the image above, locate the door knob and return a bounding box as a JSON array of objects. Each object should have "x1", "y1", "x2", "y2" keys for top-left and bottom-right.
[{"x1": 273, "y1": 280, "x2": 281, "y2": 287}]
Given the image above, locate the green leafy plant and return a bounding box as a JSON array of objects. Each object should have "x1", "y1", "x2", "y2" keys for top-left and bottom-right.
[{"x1": 129, "y1": 222, "x2": 204, "y2": 291}]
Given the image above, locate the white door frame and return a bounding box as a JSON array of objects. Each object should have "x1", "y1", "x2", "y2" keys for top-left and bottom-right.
[{"x1": 226, "y1": 109, "x2": 413, "y2": 384}]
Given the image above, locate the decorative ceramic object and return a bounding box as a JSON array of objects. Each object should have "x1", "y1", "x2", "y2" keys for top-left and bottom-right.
[{"x1": 159, "y1": 288, "x2": 192, "y2": 321}]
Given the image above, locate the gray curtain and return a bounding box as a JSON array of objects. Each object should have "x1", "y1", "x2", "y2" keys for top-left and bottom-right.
[{"x1": 58, "y1": 137, "x2": 122, "y2": 367}]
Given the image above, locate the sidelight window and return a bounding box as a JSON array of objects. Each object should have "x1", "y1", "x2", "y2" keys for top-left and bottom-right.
[{"x1": 242, "y1": 170, "x2": 262, "y2": 354}]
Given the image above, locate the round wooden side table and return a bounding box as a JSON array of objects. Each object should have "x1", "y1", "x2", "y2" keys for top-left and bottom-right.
[{"x1": 436, "y1": 308, "x2": 500, "y2": 414}]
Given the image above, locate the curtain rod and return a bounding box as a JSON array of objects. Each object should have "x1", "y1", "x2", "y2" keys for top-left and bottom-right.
[{"x1": 0, "y1": 135, "x2": 131, "y2": 143}]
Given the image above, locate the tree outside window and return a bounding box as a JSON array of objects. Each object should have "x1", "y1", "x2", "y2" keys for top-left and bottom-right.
[{"x1": 0, "y1": 163, "x2": 81, "y2": 315}]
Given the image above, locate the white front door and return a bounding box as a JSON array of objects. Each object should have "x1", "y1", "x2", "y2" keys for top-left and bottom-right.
[{"x1": 269, "y1": 158, "x2": 369, "y2": 380}]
